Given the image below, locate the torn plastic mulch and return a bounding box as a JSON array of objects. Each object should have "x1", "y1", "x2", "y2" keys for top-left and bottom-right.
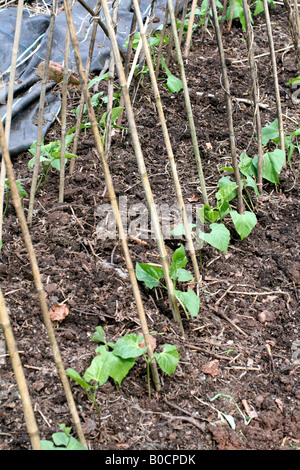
[{"x1": 0, "y1": 0, "x2": 179, "y2": 158}]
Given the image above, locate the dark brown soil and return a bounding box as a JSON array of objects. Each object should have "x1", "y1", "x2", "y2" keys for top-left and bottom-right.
[{"x1": 0, "y1": 3, "x2": 300, "y2": 451}]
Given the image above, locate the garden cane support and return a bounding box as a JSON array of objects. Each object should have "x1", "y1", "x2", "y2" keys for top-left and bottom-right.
[
  {"x1": 63, "y1": 0, "x2": 163, "y2": 389},
  {"x1": 27, "y1": 0, "x2": 59, "y2": 224},
  {"x1": 132, "y1": 0, "x2": 201, "y2": 283},
  {"x1": 100, "y1": 0, "x2": 184, "y2": 333},
  {"x1": 0, "y1": 113, "x2": 87, "y2": 449},
  {"x1": 0, "y1": 0, "x2": 24, "y2": 242},
  {"x1": 0, "y1": 288, "x2": 41, "y2": 450},
  {"x1": 210, "y1": 0, "x2": 244, "y2": 214},
  {"x1": 167, "y1": 0, "x2": 209, "y2": 207}
]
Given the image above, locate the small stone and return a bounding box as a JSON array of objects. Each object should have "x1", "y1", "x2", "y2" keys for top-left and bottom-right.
[{"x1": 258, "y1": 310, "x2": 275, "y2": 323}]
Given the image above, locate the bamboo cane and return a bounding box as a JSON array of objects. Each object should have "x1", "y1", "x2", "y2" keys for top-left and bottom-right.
[
  {"x1": 200, "y1": 0, "x2": 211, "y2": 44},
  {"x1": 178, "y1": 0, "x2": 189, "y2": 46},
  {"x1": 105, "y1": 0, "x2": 119, "y2": 158},
  {"x1": 263, "y1": 0, "x2": 285, "y2": 159},
  {"x1": 166, "y1": 0, "x2": 180, "y2": 67},
  {"x1": 0, "y1": 0, "x2": 24, "y2": 242},
  {"x1": 155, "y1": 1, "x2": 169, "y2": 79},
  {"x1": 132, "y1": 0, "x2": 201, "y2": 283},
  {"x1": 183, "y1": 0, "x2": 197, "y2": 57},
  {"x1": 166, "y1": 0, "x2": 209, "y2": 206},
  {"x1": 210, "y1": 0, "x2": 244, "y2": 214},
  {"x1": 242, "y1": 0, "x2": 263, "y2": 192},
  {"x1": 27, "y1": 0, "x2": 58, "y2": 224},
  {"x1": 69, "y1": 0, "x2": 101, "y2": 175},
  {"x1": 63, "y1": 0, "x2": 163, "y2": 388},
  {"x1": 59, "y1": 0, "x2": 71, "y2": 203},
  {"x1": 283, "y1": 0, "x2": 300, "y2": 70},
  {"x1": 0, "y1": 288, "x2": 41, "y2": 449},
  {"x1": 0, "y1": 115, "x2": 87, "y2": 448},
  {"x1": 100, "y1": 0, "x2": 184, "y2": 332}
]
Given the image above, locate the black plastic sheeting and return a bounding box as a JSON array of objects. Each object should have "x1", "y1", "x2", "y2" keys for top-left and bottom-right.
[{"x1": 0, "y1": 0, "x2": 181, "y2": 157}]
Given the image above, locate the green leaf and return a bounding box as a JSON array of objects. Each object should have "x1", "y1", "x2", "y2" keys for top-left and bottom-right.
[
  {"x1": 154, "y1": 344, "x2": 179, "y2": 375},
  {"x1": 253, "y1": 0, "x2": 264, "y2": 15},
  {"x1": 216, "y1": 178, "x2": 238, "y2": 203},
  {"x1": 230, "y1": 210, "x2": 257, "y2": 240},
  {"x1": 261, "y1": 119, "x2": 279, "y2": 146},
  {"x1": 166, "y1": 74, "x2": 183, "y2": 93},
  {"x1": 135, "y1": 262, "x2": 164, "y2": 289},
  {"x1": 169, "y1": 223, "x2": 196, "y2": 237},
  {"x1": 198, "y1": 223, "x2": 230, "y2": 253},
  {"x1": 170, "y1": 244, "x2": 188, "y2": 279},
  {"x1": 174, "y1": 289, "x2": 200, "y2": 317},
  {"x1": 99, "y1": 107, "x2": 125, "y2": 126},
  {"x1": 113, "y1": 334, "x2": 146, "y2": 359},
  {"x1": 106, "y1": 353, "x2": 135, "y2": 386},
  {"x1": 66, "y1": 368, "x2": 94, "y2": 390},
  {"x1": 176, "y1": 268, "x2": 194, "y2": 282},
  {"x1": 91, "y1": 326, "x2": 106, "y2": 344},
  {"x1": 253, "y1": 149, "x2": 285, "y2": 183},
  {"x1": 83, "y1": 355, "x2": 109, "y2": 386}
]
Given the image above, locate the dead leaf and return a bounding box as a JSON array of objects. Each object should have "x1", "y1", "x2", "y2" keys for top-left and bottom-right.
[
  {"x1": 187, "y1": 193, "x2": 199, "y2": 202},
  {"x1": 139, "y1": 334, "x2": 157, "y2": 352},
  {"x1": 206, "y1": 142, "x2": 213, "y2": 150},
  {"x1": 49, "y1": 304, "x2": 69, "y2": 323},
  {"x1": 201, "y1": 359, "x2": 221, "y2": 377}
]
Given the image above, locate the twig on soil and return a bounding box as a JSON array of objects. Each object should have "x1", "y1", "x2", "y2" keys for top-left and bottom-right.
[
  {"x1": 208, "y1": 305, "x2": 249, "y2": 337},
  {"x1": 185, "y1": 342, "x2": 233, "y2": 361},
  {"x1": 133, "y1": 403, "x2": 206, "y2": 432}
]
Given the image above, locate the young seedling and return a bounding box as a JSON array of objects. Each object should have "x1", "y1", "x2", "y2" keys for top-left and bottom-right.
[
  {"x1": 41, "y1": 423, "x2": 87, "y2": 450},
  {"x1": 28, "y1": 131, "x2": 78, "y2": 191},
  {"x1": 3, "y1": 178, "x2": 28, "y2": 218},
  {"x1": 136, "y1": 244, "x2": 200, "y2": 319},
  {"x1": 67, "y1": 326, "x2": 179, "y2": 424}
]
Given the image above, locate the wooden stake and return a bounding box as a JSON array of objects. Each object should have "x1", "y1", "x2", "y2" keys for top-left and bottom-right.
[
  {"x1": 59, "y1": 0, "x2": 71, "y2": 203},
  {"x1": 27, "y1": 0, "x2": 58, "y2": 224},
  {"x1": 183, "y1": 0, "x2": 197, "y2": 57},
  {"x1": 69, "y1": 0, "x2": 101, "y2": 175}
]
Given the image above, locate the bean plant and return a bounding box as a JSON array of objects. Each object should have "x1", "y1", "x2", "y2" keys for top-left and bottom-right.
[
  {"x1": 136, "y1": 244, "x2": 200, "y2": 318},
  {"x1": 67, "y1": 326, "x2": 179, "y2": 430}
]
